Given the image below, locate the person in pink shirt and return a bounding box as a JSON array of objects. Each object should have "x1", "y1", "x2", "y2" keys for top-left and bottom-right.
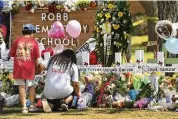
[{"x1": 10, "y1": 24, "x2": 40, "y2": 114}]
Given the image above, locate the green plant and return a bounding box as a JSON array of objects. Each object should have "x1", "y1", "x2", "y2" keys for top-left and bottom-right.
[
  {"x1": 0, "y1": 69, "x2": 17, "y2": 95},
  {"x1": 77, "y1": 0, "x2": 89, "y2": 9},
  {"x1": 93, "y1": 1, "x2": 133, "y2": 66}
]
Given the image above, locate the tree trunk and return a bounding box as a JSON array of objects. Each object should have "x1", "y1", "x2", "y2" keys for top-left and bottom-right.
[
  {"x1": 158, "y1": 1, "x2": 178, "y2": 76},
  {"x1": 157, "y1": 1, "x2": 178, "y2": 58},
  {"x1": 139, "y1": 1, "x2": 158, "y2": 52}
]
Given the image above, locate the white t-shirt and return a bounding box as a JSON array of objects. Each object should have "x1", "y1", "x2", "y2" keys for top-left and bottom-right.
[{"x1": 43, "y1": 63, "x2": 79, "y2": 99}]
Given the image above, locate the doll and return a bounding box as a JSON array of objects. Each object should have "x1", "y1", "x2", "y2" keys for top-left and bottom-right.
[
  {"x1": 149, "y1": 72, "x2": 159, "y2": 95},
  {"x1": 77, "y1": 74, "x2": 95, "y2": 109}
]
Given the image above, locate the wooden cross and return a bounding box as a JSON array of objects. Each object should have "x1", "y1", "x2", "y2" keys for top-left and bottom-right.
[{"x1": 147, "y1": 43, "x2": 178, "y2": 64}]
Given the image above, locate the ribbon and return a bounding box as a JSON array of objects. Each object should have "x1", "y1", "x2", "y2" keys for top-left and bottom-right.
[{"x1": 103, "y1": 33, "x2": 107, "y2": 64}]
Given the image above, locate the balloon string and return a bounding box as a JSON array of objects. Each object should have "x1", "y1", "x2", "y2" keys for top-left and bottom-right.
[
  {"x1": 75, "y1": 38, "x2": 80, "y2": 49},
  {"x1": 72, "y1": 38, "x2": 79, "y2": 50}
]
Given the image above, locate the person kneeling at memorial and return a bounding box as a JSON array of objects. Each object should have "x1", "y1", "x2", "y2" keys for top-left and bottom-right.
[{"x1": 42, "y1": 49, "x2": 81, "y2": 112}]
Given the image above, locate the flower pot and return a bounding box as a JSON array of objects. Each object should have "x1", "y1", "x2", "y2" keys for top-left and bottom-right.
[{"x1": 81, "y1": 7, "x2": 87, "y2": 11}]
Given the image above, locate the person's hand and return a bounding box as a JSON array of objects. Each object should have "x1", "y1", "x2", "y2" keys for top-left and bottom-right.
[{"x1": 77, "y1": 92, "x2": 81, "y2": 97}]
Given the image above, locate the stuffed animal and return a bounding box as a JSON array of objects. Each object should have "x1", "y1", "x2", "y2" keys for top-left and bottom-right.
[
  {"x1": 149, "y1": 72, "x2": 159, "y2": 95},
  {"x1": 77, "y1": 74, "x2": 95, "y2": 110},
  {"x1": 77, "y1": 92, "x2": 92, "y2": 110},
  {"x1": 133, "y1": 98, "x2": 149, "y2": 108},
  {"x1": 128, "y1": 85, "x2": 138, "y2": 101},
  {"x1": 97, "y1": 75, "x2": 116, "y2": 108}
]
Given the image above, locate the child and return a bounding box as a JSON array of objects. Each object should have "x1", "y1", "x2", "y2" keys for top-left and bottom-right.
[{"x1": 10, "y1": 24, "x2": 39, "y2": 113}]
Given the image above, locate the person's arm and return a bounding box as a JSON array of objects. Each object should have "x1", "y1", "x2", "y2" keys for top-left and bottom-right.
[
  {"x1": 71, "y1": 64, "x2": 81, "y2": 97},
  {"x1": 9, "y1": 40, "x2": 17, "y2": 57},
  {"x1": 72, "y1": 82, "x2": 81, "y2": 97}
]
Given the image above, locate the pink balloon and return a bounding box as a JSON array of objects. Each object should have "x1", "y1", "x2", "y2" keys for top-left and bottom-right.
[
  {"x1": 53, "y1": 21, "x2": 63, "y2": 29},
  {"x1": 54, "y1": 27, "x2": 65, "y2": 38},
  {"x1": 0, "y1": 24, "x2": 7, "y2": 39},
  {"x1": 66, "y1": 20, "x2": 81, "y2": 38},
  {"x1": 48, "y1": 28, "x2": 56, "y2": 38}
]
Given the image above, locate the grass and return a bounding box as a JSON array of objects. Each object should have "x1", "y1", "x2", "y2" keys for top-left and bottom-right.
[
  {"x1": 1, "y1": 107, "x2": 178, "y2": 119},
  {"x1": 131, "y1": 35, "x2": 154, "y2": 63}
]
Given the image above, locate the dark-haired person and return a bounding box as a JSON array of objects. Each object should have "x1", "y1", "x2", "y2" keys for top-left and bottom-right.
[
  {"x1": 42, "y1": 49, "x2": 81, "y2": 112},
  {"x1": 10, "y1": 24, "x2": 39, "y2": 114}
]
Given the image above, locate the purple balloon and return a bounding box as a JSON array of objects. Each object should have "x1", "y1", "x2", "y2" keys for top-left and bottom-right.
[
  {"x1": 66, "y1": 20, "x2": 81, "y2": 38},
  {"x1": 53, "y1": 21, "x2": 63, "y2": 29},
  {"x1": 48, "y1": 27, "x2": 65, "y2": 39}
]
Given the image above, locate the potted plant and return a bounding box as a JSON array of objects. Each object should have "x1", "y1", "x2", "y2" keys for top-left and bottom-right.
[{"x1": 77, "y1": 0, "x2": 89, "y2": 11}]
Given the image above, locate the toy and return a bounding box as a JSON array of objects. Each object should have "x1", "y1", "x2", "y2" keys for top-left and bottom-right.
[
  {"x1": 149, "y1": 72, "x2": 159, "y2": 95},
  {"x1": 133, "y1": 98, "x2": 149, "y2": 108},
  {"x1": 97, "y1": 74, "x2": 116, "y2": 108},
  {"x1": 77, "y1": 74, "x2": 95, "y2": 110},
  {"x1": 128, "y1": 85, "x2": 138, "y2": 101}
]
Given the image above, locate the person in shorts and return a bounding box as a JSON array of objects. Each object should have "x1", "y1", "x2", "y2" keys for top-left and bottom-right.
[
  {"x1": 10, "y1": 24, "x2": 40, "y2": 114},
  {"x1": 42, "y1": 49, "x2": 81, "y2": 112}
]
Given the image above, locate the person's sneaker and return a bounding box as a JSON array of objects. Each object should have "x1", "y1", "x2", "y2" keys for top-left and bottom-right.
[
  {"x1": 35, "y1": 99, "x2": 42, "y2": 108},
  {"x1": 61, "y1": 103, "x2": 69, "y2": 112},
  {"x1": 22, "y1": 107, "x2": 28, "y2": 114},
  {"x1": 42, "y1": 98, "x2": 52, "y2": 113},
  {"x1": 29, "y1": 105, "x2": 38, "y2": 112}
]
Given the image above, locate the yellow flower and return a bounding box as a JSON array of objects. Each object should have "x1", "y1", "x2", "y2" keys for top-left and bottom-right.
[
  {"x1": 112, "y1": 24, "x2": 120, "y2": 30},
  {"x1": 118, "y1": 12, "x2": 123, "y2": 17},
  {"x1": 125, "y1": 33, "x2": 130, "y2": 39},
  {"x1": 8, "y1": 74, "x2": 13, "y2": 80},
  {"x1": 105, "y1": 13, "x2": 111, "y2": 19},
  {"x1": 97, "y1": 13, "x2": 103, "y2": 17},
  {"x1": 108, "y1": 4, "x2": 114, "y2": 9},
  {"x1": 96, "y1": 27, "x2": 100, "y2": 32}
]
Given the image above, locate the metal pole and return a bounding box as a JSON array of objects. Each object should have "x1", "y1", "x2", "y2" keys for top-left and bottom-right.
[{"x1": 9, "y1": 12, "x2": 11, "y2": 49}]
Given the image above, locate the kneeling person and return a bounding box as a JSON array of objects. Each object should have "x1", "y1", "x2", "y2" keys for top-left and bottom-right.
[{"x1": 42, "y1": 49, "x2": 80, "y2": 112}]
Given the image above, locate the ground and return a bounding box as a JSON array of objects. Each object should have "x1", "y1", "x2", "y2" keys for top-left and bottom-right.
[
  {"x1": 0, "y1": 108, "x2": 178, "y2": 119},
  {"x1": 0, "y1": 36, "x2": 170, "y2": 119}
]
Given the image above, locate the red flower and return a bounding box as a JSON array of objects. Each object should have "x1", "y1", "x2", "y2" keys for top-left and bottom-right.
[{"x1": 125, "y1": 72, "x2": 131, "y2": 78}]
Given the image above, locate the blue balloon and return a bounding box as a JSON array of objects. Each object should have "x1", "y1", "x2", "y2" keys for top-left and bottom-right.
[{"x1": 165, "y1": 37, "x2": 178, "y2": 54}]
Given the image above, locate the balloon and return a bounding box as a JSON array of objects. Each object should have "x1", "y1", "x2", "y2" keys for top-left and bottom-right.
[
  {"x1": 52, "y1": 21, "x2": 63, "y2": 29},
  {"x1": 54, "y1": 27, "x2": 65, "y2": 38},
  {"x1": 54, "y1": 44, "x2": 64, "y2": 54},
  {"x1": 66, "y1": 20, "x2": 81, "y2": 38},
  {"x1": 48, "y1": 21, "x2": 65, "y2": 39},
  {"x1": 165, "y1": 37, "x2": 178, "y2": 54},
  {"x1": 1, "y1": 24, "x2": 7, "y2": 39},
  {"x1": 47, "y1": 28, "x2": 56, "y2": 38},
  {"x1": 155, "y1": 20, "x2": 177, "y2": 40},
  {"x1": 41, "y1": 47, "x2": 54, "y2": 58}
]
